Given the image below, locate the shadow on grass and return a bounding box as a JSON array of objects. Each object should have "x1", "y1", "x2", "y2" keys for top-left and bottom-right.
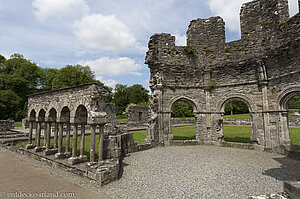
[{"x1": 224, "y1": 137, "x2": 254, "y2": 143}]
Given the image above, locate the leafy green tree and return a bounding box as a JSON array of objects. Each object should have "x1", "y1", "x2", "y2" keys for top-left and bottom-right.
[
  {"x1": 52, "y1": 65, "x2": 96, "y2": 89},
  {"x1": 288, "y1": 95, "x2": 300, "y2": 109},
  {"x1": 171, "y1": 101, "x2": 194, "y2": 118},
  {"x1": 0, "y1": 90, "x2": 22, "y2": 119},
  {"x1": 113, "y1": 84, "x2": 149, "y2": 115},
  {"x1": 225, "y1": 101, "x2": 249, "y2": 115}
]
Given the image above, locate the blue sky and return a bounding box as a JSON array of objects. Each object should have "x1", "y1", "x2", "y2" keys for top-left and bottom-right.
[{"x1": 0, "y1": 0, "x2": 298, "y2": 90}]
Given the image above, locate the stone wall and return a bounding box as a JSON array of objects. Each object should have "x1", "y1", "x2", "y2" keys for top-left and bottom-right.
[
  {"x1": 128, "y1": 106, "x2": 148, "y2": 127},
  {"x1": 145, "y1": 0, "x2": 300, "y2": 151},
  {"x1": 0, "y1": 120, "x2": 14, "y2": 132}
]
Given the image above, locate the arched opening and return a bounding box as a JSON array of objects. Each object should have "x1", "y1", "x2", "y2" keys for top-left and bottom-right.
[
  {"x1": 221, "y1": 98, "x2": 254, "y2": 143},
  {"x1": 61, "y1": 107, "x2": 70, "y2": 123},
  {"x1": 286, "y1": 94, "x2": 300, "y2": 150},
  {"x1": 75, "y1": 105, "x2": 88, "y2": 124},
  {"x1": 74, "y1": 105, "x2": 88, "y2": 157},
  {"x1": 29, "y1": 109, "x2": 36, "y2": 121},
  {"x1": 170, "y1": 99, "x2": 196, "y2": 140}
]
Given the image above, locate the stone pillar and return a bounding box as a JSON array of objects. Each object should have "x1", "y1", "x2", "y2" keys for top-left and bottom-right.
[
  {"x1": 26, "y1": 121, "x2": 35, "y2": 149},
  {"x1": 28, "y1": 121, "x2": 33, "y2": 144},
  {"x1": 71, "y1": 124, "x2": 78, "y2": 157},
  {"x1": 35, "y1": 122, "x2": 41, "y2": 147},
  {"x1": 65, "y1": 123, "x2": 70, "y2": 154},
  {"x1": 53, "y1": 123, "x2": 58, "y2": 149},
  {"x1": 80, "y1": 124, "x2": 85, "y2": 157},
  {"x1": 45, "y1": 122, "x2": 51, "y2": 151},
  {"x1": 90, "y1": 125, "x2": 96, "y2": 162},
  {"x1": 58, "y1": 123, "x2": 63, "y2": 153},
  {"x1": 98, "y1": 125, "x2": 104, "y2": 162}
]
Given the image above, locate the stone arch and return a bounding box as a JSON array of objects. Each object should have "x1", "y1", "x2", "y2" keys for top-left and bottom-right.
[
  {"x1": 217, "y1": 94, "x2": 256, "y2": 113},
  {"x1": 166, "y1": 96, "x2": 198, "y2": 141},
  {"x1": 60, "y1": 106, "x2": 71, "y2": 123},
  {"x1": 38, "y1": 109, "x2": 46, "y2": 122},
  {"x1": 216, "y1": 94, "x2": 258, "y2": 143},
  {"x1": 275, "y1": 86, "x2": 300, "y2": 145},
  {"x1": 276, "y1": 86, "x2": 300, "y2": 110},
  {"x1": 75, "y1": 105, "x2": 88, "y2": 124},
  {"x1": 29, "y1": 109, "x2": 36, "y2": 121},
  {"x1": 168, "y1": 96, "x2": 198, "y2": 113},
  {"x1": 48, "y1": 108, "x2": 57, "y2": 122}
]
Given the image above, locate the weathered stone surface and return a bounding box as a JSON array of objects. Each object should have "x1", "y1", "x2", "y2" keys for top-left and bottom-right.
[
  {"x1": 0, "y1": 120, "x2": 14, "y2": 132},
  {"x1": 145, "y1": 0, "x2": 300, "y2": 152}
]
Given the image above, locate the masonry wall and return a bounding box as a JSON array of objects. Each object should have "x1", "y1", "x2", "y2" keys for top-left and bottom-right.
[{"x1": 146, "y1": 0, "x2": 300, "y2": 150}]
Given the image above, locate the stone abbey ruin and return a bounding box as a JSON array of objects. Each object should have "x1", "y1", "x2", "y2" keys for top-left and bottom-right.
[
  {"x1": 146, "y1": 0, "x2": 300, "y2": 152},
  {"x1": 0, "y1": 0, "x2": 299, "y2": 196}
]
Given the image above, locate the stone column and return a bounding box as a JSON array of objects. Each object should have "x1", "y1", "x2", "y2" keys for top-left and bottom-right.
[
  {"x1": 45, "y1": 122, "x2": 51, "y2": 151},
  {"x1": 71, "y1": 124, "x2": 78, "y2": 157},
  {"x1": 53, "y1": 123, "x2": 58, "y2": 149},
  {"x1": 65, "y1": 123, "x2": 70, "y2": 154},
  {"x1": 35, "y1": 122, "x2": 41, "y2": 147},
  {"x1": 80, "y1": 124, "x2": 85, "y2": 157},
  {"x1": 58, "y1": 123, "x2": 63, "y2": 153},
  {"x1": 98, "y1": 125, "x2": 104, "y2": 162},
  {"x1": 90, "y1": 125, "x2": 96, "y2": 162},
  {"x1": 28, "y1": 121, "x2": 33, "y2": 144}
]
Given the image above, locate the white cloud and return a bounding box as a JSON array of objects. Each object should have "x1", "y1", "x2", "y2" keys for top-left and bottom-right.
[
  {"x1": 32, "y1": 0, "x2": 89, "y2": 22},
  {"x1": 207, "y1": 0, "x2": 251, "y2": 32},
  {"x1": 73, "y1": 14, "x2": 137, "y2": 52},
  {"x1": 97, "y1": 76, "x2": 118, "y2": 89},
  {"x1": 174, "y1": 33, "x2": 187, "y2": 46},
  {"x1": 288, "y1": 0, "x2": 299, "y2": 16},
  {"x1": 80, "y1": 57, "x2": 142, "y2": 77}
]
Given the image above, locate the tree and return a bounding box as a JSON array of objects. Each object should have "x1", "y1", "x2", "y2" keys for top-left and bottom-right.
[
  {"x1": 171, "y1": 101, "x2": 194, "y2": 118},
  {"x1": 225, "y1": 101, "x2": 249, "y2": 115},
  {"x1": 113, "y1": 84, "x2": 149, "y2": 115},
  {"x1": 52, "y1": 65, "x2": 96, "y2": 89}
]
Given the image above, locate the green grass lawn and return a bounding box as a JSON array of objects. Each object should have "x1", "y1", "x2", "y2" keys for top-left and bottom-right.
[
  {"x1": 117, "y1": 118, "x2": 128, "y2": 123},
  {"x1": 14, "y1": 121, "x2": 22, "y2": 127},
  {"x1": 224, "y1": 113, "x2": 251, "y2": 120}
]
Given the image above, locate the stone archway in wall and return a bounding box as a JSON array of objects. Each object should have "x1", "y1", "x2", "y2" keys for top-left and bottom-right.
[
  {"x1": 276, "y1": 86, "x2": 300, "y2": 148},
  {"x1": 217, "y1": 95, "x2": 259, "y2": 144},
  {"x1": 167, "y1": 97, "x2": 198, "y2": 141}
]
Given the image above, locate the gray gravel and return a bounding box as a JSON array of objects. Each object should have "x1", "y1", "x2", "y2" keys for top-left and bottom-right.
[
  {"x1": 2, "y1": 145, "x2": 299, "y2": 199},
  {"x1": 97, "y1": 146, "x2": 300, "y2": 199}
]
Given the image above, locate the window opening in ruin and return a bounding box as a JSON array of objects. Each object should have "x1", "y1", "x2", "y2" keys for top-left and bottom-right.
[
  {"x1": 223, "y1": 100, "x2": 254, "y2": 143},
  {"x1": 171, "y1": 100, "x2": 196, "y2": 140},
  {"x1": 287, "y1": 95, "x2": 300, "y2": 149},
  {"x1": 288, "y1": 0, "x2": 299, "y2": 17},
  {"x1": 138, "y1": 112, "x2": 143, "y2": 122}
]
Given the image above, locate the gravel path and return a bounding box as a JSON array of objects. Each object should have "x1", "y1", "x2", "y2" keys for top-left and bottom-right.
[
  {"x1": 1, "y1": 145, "x2": 299, "y2": 199},
  {"x1": 98, "y1": 146, "x2": 300, "y2": 199}
]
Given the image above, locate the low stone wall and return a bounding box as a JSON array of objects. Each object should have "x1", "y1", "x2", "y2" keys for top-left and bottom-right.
[
  {"x1": 223, "y1": 119, "x2": 252, "y2": 126},
  {"x1": 289, "y1": 116, "x2": 300, "y2": 127},
  {"x1": 171, "y1": 118, "x2": 195, "y2": 126},
  {"x1": 0, "y1": 120, "x2": 14, "y2": 132}
]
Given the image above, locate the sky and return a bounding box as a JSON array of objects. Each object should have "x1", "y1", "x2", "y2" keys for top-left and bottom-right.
[{"x1": 0, "y1": 0, "x2": 298, "y2": 90}]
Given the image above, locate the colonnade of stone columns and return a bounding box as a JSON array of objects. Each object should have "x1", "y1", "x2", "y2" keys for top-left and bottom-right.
[{"x1": 27, "y1": 119, "x2": 106, "y2": 165}]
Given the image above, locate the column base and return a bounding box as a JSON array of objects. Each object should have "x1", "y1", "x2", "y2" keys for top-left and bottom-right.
[
  {"x1": 43, "y1": 149, "x2": 58, "y2": 156},
  {"x1": 25, "y1": 144, "x2": 36, "y2": 149},
  {"x1": 34, "y1": 147, "x2": 44, "y2": 152},
  {"x1": 68, "y1": 155, "x2": 88, "y2": 165},
  {"x1": 55, "y1": 152, "x2": 70, "y2": 159}
]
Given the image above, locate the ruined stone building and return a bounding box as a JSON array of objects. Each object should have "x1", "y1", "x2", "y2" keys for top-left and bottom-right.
[{"x1": 145, "y1": 0, "x2": 300, "y2": 152}]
